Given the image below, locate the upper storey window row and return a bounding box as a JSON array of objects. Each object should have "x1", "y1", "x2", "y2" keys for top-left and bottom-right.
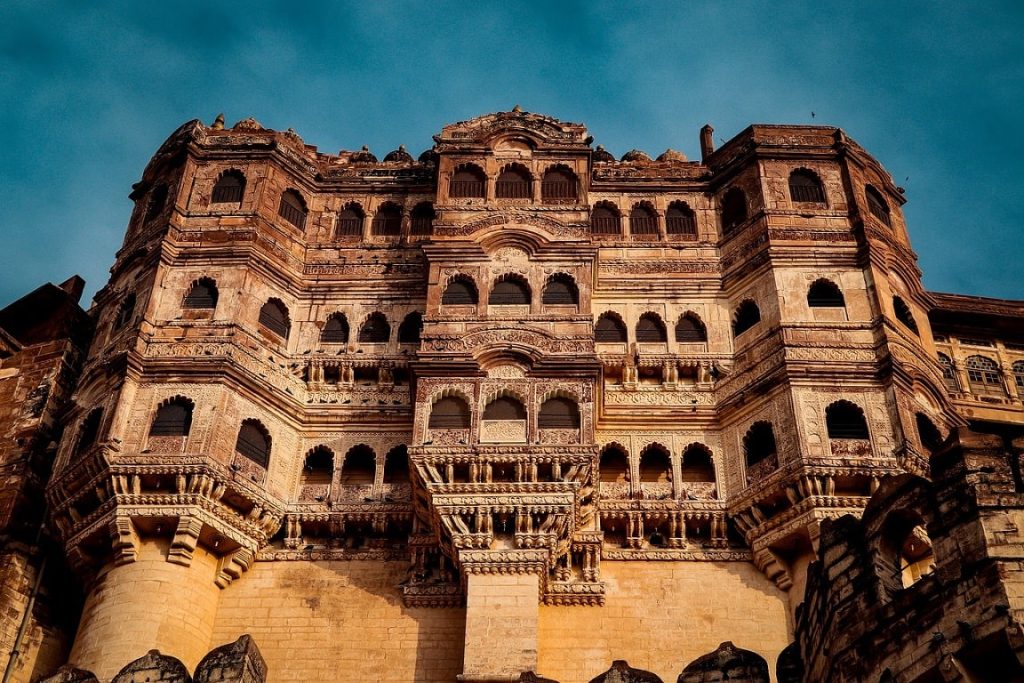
[
  {"x1": 335, "y1": 201, "x2": 436, "y2": 240},
  {"x1": 448, "y1": 163, "x2": 579, "y2": 203},
  {"x1": 440, "y1": 273, "x2": 580, "y2": 309},
  {"x1": 591, "y1": 201, "x2": 697, "y2": 240}
]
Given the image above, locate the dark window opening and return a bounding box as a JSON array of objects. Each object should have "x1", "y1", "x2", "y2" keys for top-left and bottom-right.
[
  {"x1": 371, "y1": 204, "x2": 402, "y2": 236},
  {"x1": 495, "y1": 166, "x2": 531, "y2": 199},
  {"x1": 629, "y1": 204, "x2": 659, "y2": 236},
  {"x1": 398, "y1": 312, "x2": 423, "y2": 344},
  {"x1": 893, "y1": 296, "x2": 918, "y2": 334},
  {"x1": 744, "y1": 422, "x2": 777, "y2": 467},
  {"x1": 335, "y1": 206, "x2": 364, "y2": 238},
  {"x1": 450, "y1": 166, "x2": 486, "y2": 199},
  {"x1": 866, "y1": 185, "x2": 891, "y2": 226},
  {"x1": 429, "y1": 397, "x2": 471, "y2": 429},
  {"x1": 410, "y1": 202, "x2": 435, "y2": 235},
  {"x1": 542, "y1": 275, "x2": 578, "y2": 305},
  {"x1": 826, "y1": 401, "x2": 870, "y2": 439},
  {"x1": 259, "y1": 299, "x2": 290, "y2": 339},
  {"x1": 591, "y1": 203, "x2": 621, "y2": 235},
  {"x1": 442, "y1": 278, "x2": 478, "y2": 305},
  {"x1": 538, "y1": 397, "x2": 580, "y2": 429},
  {"x1": 636, "y1": 313, "x2": 667, "y2": 343},
  {"x1": 489, "y1": 278, "x2": 531, "y2": 305},
  {"x1": 278, "y1": 190, "x2": 307, "y2": 229},
  {"x1": 358, "y1": 313, "x2": 390, "y2": 343},
  {"x1": 733, "y1": 300, "x2": 761, "y2": 337},
  {"x1": 666, "y1": 201, "x2": 697, "y2": 236},
  {"x1": 721, "y1": 188, "x2": 748, "y2": 234},
  {"x1": 149, "y1": 399, "x2": 193, "y2": 437},
  {"x1": 807, "y1": 280, "x2": 845, "y2": 307},
  {"x1": 675, "y1": 314, "x2": 707, "y2": 342},
  {"x1": 183, "y1": 279, "x2": 217, "y2": 310},
  {"x1": 483, "y1": 397, "x2": 526, "y2": 421},
  {"x1": 789, "y1": 169, "x2": 825, "y2": 204},
  {"x1": 235, "y1": 420, "x2": 270, "y2": 467},
  {"x1": 595, "y1": 314, "x2": 627, "y2": 343},
  {"x1": 211, "y1": 171, "x2": 245, "y2": 204},
  {"x1": 541, "y1": 167, "x2": 577, "y2": 202},
  {"x1": 321, "y1": 314, "x2": 349, "y2": 344}
]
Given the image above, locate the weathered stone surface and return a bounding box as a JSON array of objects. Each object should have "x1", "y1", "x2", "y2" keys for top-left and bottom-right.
[
  {"x1": 193, "y1": 636, "x2": 266, "y2": 683},
  {"x1": 35, "y1": 665, "x2": 100, "y2": 683},
  {"x1": 589, "y1": 660, "x2": 663, "y2": 683},
  {"x1": 110, "y1": 650, "x2": 191, "y2": 683},
  {"x1": 677, "y1": 641, "x2": 769, "y2": 683}
]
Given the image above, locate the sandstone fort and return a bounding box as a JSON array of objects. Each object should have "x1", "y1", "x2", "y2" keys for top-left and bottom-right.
[{"x1": 1, "y1": 108, "x2": 1023, "y2": 682}]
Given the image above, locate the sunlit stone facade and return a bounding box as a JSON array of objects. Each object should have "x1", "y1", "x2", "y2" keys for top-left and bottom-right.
[{"x1": 2, "y1": 109, "x2": 1022, "y2": 682}]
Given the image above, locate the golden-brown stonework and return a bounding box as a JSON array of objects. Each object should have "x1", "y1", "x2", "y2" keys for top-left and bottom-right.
[{"x1": 1, "y1": 109, "x2": 1022, "y2": 682}]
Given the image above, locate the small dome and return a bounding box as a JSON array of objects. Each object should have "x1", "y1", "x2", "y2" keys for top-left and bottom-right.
[
  {"x1": 620, "y1": 149, "x2": 652, "y2": 163},
  {"x1": 418, "y1": 148, "x2": 439, "y2": 165},
  {"x1": 350, "y1": 145, "x2": 378, "y2": 163},
  {"x1": 384, "y1": 145, "x2": 413, "y2": 163},
  {"x1": 656, "y1": 148, "x2": 687, "y2": 162},
  {"x1": 592, "y1": 145, "x2": 615, "y2": 163}
]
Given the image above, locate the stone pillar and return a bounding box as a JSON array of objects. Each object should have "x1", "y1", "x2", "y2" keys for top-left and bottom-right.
[
  {"x1": 68, "y1": 538, "x2": 222, "y2": 681},
  {"x1": 459, "y1": 572, "x2": 540, "y2": 682}
]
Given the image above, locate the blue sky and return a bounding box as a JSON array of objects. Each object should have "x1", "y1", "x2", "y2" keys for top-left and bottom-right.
[{"x1": 1, "y1": 1, "x2": 1022, "y2": 306}]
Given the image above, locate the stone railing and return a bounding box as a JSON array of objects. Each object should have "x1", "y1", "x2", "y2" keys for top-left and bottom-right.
[
  {"x1": 679, "y1": 481, "x2": 717, "y2": 500},
  {"x1": 425, "y1": 428, "x2": 470, "y2": 445},
  {"x1": 297, "y1": 483, "x2": 330, "y2": 503},
  {"x1": 333, "y1": 484, "x2": 375, "y2": 503},
  {"x1": 829, "y1": 438, "x2": 873, "y2": 457},
  {"x1": 640, "y1": 482, "x2": 674, "y2": 500},
  {"x1": 539, "y1": 428, "x2": 580, "y2": 445},
  {"x1": 600, "y1": 481, "x2": 631, "y2": 500},
  {"x1": 381, "y1": 482, "x2": 412, "y2": 502},
  {"x1": 746, "y1": 454, "x2": 778, "y2": 486}
]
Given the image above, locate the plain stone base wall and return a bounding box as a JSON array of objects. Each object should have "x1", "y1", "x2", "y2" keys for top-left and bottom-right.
[
  {"x1": 462, "y1": 573, "x2": 539, "y2": 679},
  {"x1": 69, "y1": 539, "x2": 222, "y2": 681},
  {"x1": 209, "y1": 559, "x2": 467, "y2": 683},
  {"x1": 538, "y1": 561, "x2": 791, "y2": 683}
]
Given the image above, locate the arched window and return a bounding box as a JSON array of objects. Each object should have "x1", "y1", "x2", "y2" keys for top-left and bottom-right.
[
  {"x1": 113, "y1": 293, "x2": 137, "y2": 331},
  {"x1": 398, "y1": 312, "x2": 423, "y2": 344},
  {"x1": 938, "y1": 353, "x2": 959, "y2": 391},
  {"x1": 825, "y1": 400, "x2": 870, "y2": 439},
  {"x1": 76, "y1": 408, "x2": 103, "y2": 455},
  {"x1": 675, "y1": 313, "x2": 707, "y2": 343},
  {"x1": 383, "y1": 445, "x2": 410, "y2": 484},
  {"x1": 495, "y1": 165, "x2": 532, "y2": 199},
  {"x1": 429, "y1": 396, "x2": 470, "y2": 429},
  {"x1": 744, "y1": 422, "x2": 777, "y2": 468},
  {"x1": 342, "y1": 446, "x2": 376, "y2": 486},
  {"x1": 666, "y1": 201, "x2": 697, "y2": 237},
  {"x1": 720, "y1": 187, "x2": 748, "y2": 234},
  {"x1": 538, "y1": 397, "x2": 580, "y2": 429},
  {"x1": 145, "y1": 184, "x2": 168, "y2": 221},
  {"x1": 636, "y1": 313, "x2": 667, "y2": 343},
  {"x1": 591, "y1": 202, "x2": 621, "y2": 236},
  {"x1": 865, "y1": 185, "x2": 891, "y2": 226},
  {"x1": 542, "y1": 274, "x2": 579, "y2": 306},
  {"x1": 371, "y1": 203, "x2": 402, "y2": 236},
  {"x1": 235, "y1": 420, "x2": 270, "y2": 468},
  {"x1": 892, "y1": 296, "x2": 918, "y2": 334},
  {"x1": 916, "y1": 413, "x2": 942, "y2": 453},
  {"x1": 277, "y1": 189, "x2": 308, "y2": 229},
  {"x1": 489, "y1": 276, "x2": 531, "y2": 305},
  {"x1": 680, "y1": 444, "x2": 715, "y2": 482},
  {"x1": 807, "y1": 279, "x2": 845, "y2": 307},
  {"x1": 183, "y1": 278, "x2": 218, "y2": 310},
  {"x1": 335, "y1": 204, "x2": 364, "y2": 238},
  {"x1": 358, "y1": 313, "x2": 390, "y2": 343},
  {"x1": 321, "y1": 313, "x2": 349, "y2": 344},
  {"x1": 410, "y1": 202, "x2": 435, "y2": 235},
  {"x1": 595, "y1": 313, "x2": 627, "y2": 343},
  {"x1": 788, "y1": 169, "x2": 825, "y2": 204},
  {"x1": 258, "y1": 299, "x2": 290, "y2": 339},
  {"x1": 302, "y1": 446, "x2": 334, "y2": 487},
  {"x1": 599, "y1": 446, "x2": 629, "y2": 483},
  {"x1": 639, "y1": 445, "x2": 671, "y2": 483},
  {"x1": 966, "y1": 355, "x2": 1002, "y2": 392},
  {"x1": 483, "y1": 396, "x2": 526, "y2": 421},
  {"x1": 441, "y1": 276, "x2": 478, "y2": 305},
  {"x1": 211, "y1": 170, "x2": 245, "y2": 204},
  {"x1": 629, "y1": 203, "x2": 659, "y2": 236},
  {"x1": 149, "y1": 397, "x2": 193, "y2": 437},
  {"x1": 733, "y1": 300, "x2": 761, "y2": 337},
  {"x1": 450, "y1": 165, "x2": 486, "y2": 199},
  {"x1": 1014, "y1": 361, "x2": 1024, "y2": 390},
  {"x1": 541, "y1": 166, "x2": 577, "y2": 202}
]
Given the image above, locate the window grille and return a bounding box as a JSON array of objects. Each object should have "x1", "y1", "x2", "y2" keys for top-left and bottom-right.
[
  {"x1": 429, "y1": 397, "x2": 470, "y2": 429},
  {"x1": 541, "y1": 168, "x2": 577, "y2": 202},
  {"x1": 542, "y1": 276, "x2": 578, "y2": 305},
  {"x1": 278, "y1": 190, "x2": 307, "y2": 229},
  {"x1": 259, "y1": 300, "x2": 290, "y2": 339},
  {"x1": 591, "y1": 205, "x2": 621, "y2": 235},
  {"x1": 538, "y1": 398, "x2": 580, "y2": 429},
  {"x1": 629, "y1": 205, "x2": 659, "y2": 235},
  {"x1": 666, "y1": 202, "x2": 697, "y2": 236},
  {"x1": 335, "y1": 208, "x2": 363, "y2": 238},
  {"x1": 410, "y1": 203, "x2": 435, "y2": 235},
  {"x1": 495, "y1": 168, "x2": 531, "y2": 199},
  {"x1": 235, "y1": 421, "x2": 270, "y2": 467},
  {"x1": 489, "y1": 279, "x2": 530, "y2": 305},
  {"x1": 211, "y1": 172, "x2": 245, "y2": 204},
  {"x1": 675, "y1": 315, "x2": 707, "y2": 342},
  {"x1": 595, "y1": 315, "x2": 627, "y2": 343},
  {"x1": 321, "y1": 315, "x2": 348, "y2": 343},
  {"x1": 450, "y1": 168, "x2": 485, "y2": 198},
  {"x1": 483, "y1": 397, "x2": 526, "y2": 420},
  {"x1": 893, "y1": 297, "x2": 918, "y2": 334},
  {"x1": 788, "y1": 170, "x2": 825, "y2": 204},
  {"x1": 371, "y1": 205, "x2": 402, "y2": 236},
  {"x1": 149, "y1": 401, "x2": 192, "y2": 437},
  {"x1": 866, "y1": 185, "x2": 891, "y2": 226},
  {"x1": 442, "y1": 279, "x2": 478, "y2": 305},
  {"x1": 183, "y1": 280, "x2": 217, "y2": 309},
  {"x1": 636, "y1": 314, "x2": 667, "y2": 342},
  {"x1": 938, "y1": 353, "x2": 959, "y2": 391},
  {"x1": 966, "y1": 355, "x2": 1001, "y2": 386},
  {"x1": 721, "y1": 188, "x2": 748, "y2": 234}
]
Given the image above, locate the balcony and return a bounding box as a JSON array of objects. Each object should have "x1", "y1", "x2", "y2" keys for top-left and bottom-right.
[
  {"x1": 830, "y1": 439, "x2": 873, "y2": 458},
  {"x1": 600, "y1": 481, "x2": 631, "y2": 500}
]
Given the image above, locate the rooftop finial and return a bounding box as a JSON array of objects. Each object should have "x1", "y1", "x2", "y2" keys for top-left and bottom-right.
[
  {"x1": 512, "y1": 104, "x2": 522, "y2": 113},
  {"x1": 212, "y1": 113, "x2": 225, "y2": 130}
]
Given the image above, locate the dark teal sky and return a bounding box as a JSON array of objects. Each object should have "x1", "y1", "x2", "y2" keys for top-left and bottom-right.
[{"x1": 1, "y1": 1, "x2": 1022, "y2": 306}]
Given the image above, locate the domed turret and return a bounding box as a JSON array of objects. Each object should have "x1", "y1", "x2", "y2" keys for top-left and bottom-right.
[
  {"x1": 350, "y1": 145, "x2": 378, "y2": 163},
  {"x1": 620, "y1": 149, "x2": 652, "y2": 163},
  {"x1": 656, "y1": 148, "x2": 687, "y2": 162},
  {"x1": 384, "y1": 144, "x2": 413, "y2": 163},
  {"x1": 418, "y1": 148, "x2": 439, "y2": 165},
  {"x1": 592, "y1": 145, "x2": 615, "y2": 163}
]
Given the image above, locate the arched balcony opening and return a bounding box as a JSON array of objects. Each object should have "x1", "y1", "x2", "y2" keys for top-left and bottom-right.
[
  {"x1": 599, "y1": 445, "x2": 630, "y2": 500},
  {"x1": 340, "y1": 445, "x2": 377, "y2": 502},
  {"x1": 680, "y1": 444, "x2": 716, "y2": 500},
  {"x1": 744, "y1": 421, "x2": 778, "y2": 485},
  {"x1": 299, "y1": 446, "x2": 334, "y2": 502},
  {"x1": 382, "y1": 445, "x2": 411, "y2": 502},
  {"x1": 639, "y1": 444, "x2": 672, "y2": 500},
  {"x1": 147, "y1": 396, "x2": 193, "y2": 452},
  {"x1": 481, "y1": 396, "x2": 527, "y2": 443},
  {"x1": 825, "y1": 400, "x2": 871, "y2": 456}
]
